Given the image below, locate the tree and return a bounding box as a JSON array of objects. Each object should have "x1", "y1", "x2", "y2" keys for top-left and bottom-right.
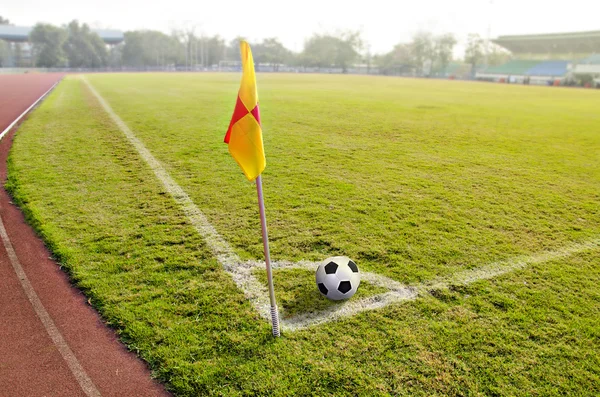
[
  {"x1": 226, "y1": 36, "x2": 247, "y2": 61},
  {"x1": 188, "y1": 35, "x2": 224, "y2": 68},
  {"x1": 63, "y1": 20, "x2": 107, "y2": 68},
  {"x1": 172, "y1": 25, "x2": 199, "y2": 69},
  {"x1": 201, "y1": 35, "x2": 226, "y2": 67},
  {"x1": 121, "y1": 32, "x2": 145, "y2": 67},
  {"x1": 410, "y1": 32, "x2": 434, "y2": 76},
  {"x1": 107, "y1": 44, "x2": 123, "y2": 68},
  {"x1": 29, "y1": 23, "x2": 67, "y2": 67},
  {"x1": 0, "y1": 16, "x2": 10, "y2": 25},
  {"x1": 375, "y1": 43, "x2": 414, "y2": 75},
  {"x1": 122, "y1": 30, "x2": 183, "y2": 68},
  {"x1": 433, "y1": 33, "x2": 457, "y2": 75},
  {"x1": 464, "y1": 33, "x2": 485, "y2": 74},
  {"x1": 487, "y1": 43, "x2": 511, "y2": 67},
  {"x1": 301, "y1": 31, "x2": 361, "y2": 72},
  {"x1": 13, "y1": 43, "x2": 25, "y2": 66},
  {"x1": 252, "y1": 38, "x2": 293, "y2": 70}
]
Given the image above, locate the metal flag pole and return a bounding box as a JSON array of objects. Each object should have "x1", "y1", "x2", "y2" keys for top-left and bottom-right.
[{"x1": 255, "y1": 175, "x2": 280, "y2": 337}]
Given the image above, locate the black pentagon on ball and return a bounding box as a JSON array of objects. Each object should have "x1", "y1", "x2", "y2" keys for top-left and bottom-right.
[
  {"x1": 324, "y1": 262, "x2": 338, "y2": 274},
  {"x1": 318, "y1": 283, "x2": 329, "y2": 295},
  {"x1": 338, "y1": 281, "x2": 352, "y2": 294},
  {"x1": 348, "y1": 260, "x2": 359, "y2": 273}
]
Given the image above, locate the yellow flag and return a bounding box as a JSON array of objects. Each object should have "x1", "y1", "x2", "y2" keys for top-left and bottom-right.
[{"x1": 223, "y1": 41, "x2": 265, "y2": 181}]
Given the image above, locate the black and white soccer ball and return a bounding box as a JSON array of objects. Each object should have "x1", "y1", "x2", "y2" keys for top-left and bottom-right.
[{"x1": 315, "y1": 256, "x2": 360, "y2": 300}]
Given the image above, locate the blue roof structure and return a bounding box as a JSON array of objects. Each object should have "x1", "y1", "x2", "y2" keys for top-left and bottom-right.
[{"x1": 0, "y1": 25, "x2": 124, "y2": 44}]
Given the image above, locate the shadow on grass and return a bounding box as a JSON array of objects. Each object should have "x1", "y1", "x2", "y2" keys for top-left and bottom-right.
[{"x1": 253, "y1": 267, "x2": 388, "y2": 319}]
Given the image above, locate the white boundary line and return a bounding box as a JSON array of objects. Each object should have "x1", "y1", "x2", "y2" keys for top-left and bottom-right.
[
  {"x1": 81, "y1": 76, "x2": 600, "y2": 332},
  {"x1": 0, "y1": 81, "x2": 60, "y2": 140},
  {"x1": 0, "y1": 216, "x2": 102, "y2": 397},
  {"x1": 82, "y1": 77, "x2": 274, "y2": 318},
  {"x1": 418, "y1": 238, "x2": 600, "y2": 293},
  {"x1": 0, "y1": 77, "x2": 101, "y2": 396}
]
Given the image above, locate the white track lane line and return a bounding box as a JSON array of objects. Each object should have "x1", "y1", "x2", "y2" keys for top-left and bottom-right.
[
  {"x1": 0, "y1": 217, "x2": 102, "y2": 397},
  {"x1": 82, "y1": 76, "x2": 600, "y2": 332},
  {"x1": 0, "y1": 81, "x2": 60, "y2": 140}
]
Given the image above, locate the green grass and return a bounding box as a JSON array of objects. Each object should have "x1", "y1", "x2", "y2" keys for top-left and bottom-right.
[
  {"x1": 254, "y1": 268, "x2": 388, "y2": 318},
  {"x1": 7, "y1": 74, "x2": 600, "y2": 396},
  {"x1": 84, "y1": 73, "x2": 600, "y2": 283}
]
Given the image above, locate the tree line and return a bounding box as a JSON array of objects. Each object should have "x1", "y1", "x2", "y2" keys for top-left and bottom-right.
[{"x1": 0, "y1": 16, "x2": 509, "y2": 74}]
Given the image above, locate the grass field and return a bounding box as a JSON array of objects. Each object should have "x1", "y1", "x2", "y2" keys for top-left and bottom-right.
[{"x1": 7, "y1": 73, "x2": 600, "y2": 395}]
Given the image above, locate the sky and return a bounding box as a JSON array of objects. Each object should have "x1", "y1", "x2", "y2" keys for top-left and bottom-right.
[{"x1": 3, "y1": 0, "x2": 600, "y2": 54}]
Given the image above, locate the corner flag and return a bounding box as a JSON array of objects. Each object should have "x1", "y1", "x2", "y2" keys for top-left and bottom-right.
[
  {"x1": 224, "y1": 41, "x2": 280, "y2": 337},
  {"x1": 224, "y1": 41, "x2": 265, "y2": 181}
]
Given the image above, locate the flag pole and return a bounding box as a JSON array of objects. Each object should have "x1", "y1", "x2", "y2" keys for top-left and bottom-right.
[{"x1": 256, "y1": 175, "x2": 280, "y2": 337}]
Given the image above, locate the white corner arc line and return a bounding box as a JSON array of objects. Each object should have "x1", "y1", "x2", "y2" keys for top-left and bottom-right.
[
  {"x1": 283, "y1": 237, "x2": 600, "y2": 331},
  {"x1": 0, "y1": 216, "x2": 102, "y2": 396},
  {"x1": 81, "y1": 77, "x2": 600, "y2": 333},
  {"x1": 0, "y1": 80, "x2": 60, "y2": 141}
]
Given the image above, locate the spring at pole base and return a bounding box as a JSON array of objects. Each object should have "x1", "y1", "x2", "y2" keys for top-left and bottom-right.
[{"x1": 271, "y1": 305, "x2": 281, "y2": 337}]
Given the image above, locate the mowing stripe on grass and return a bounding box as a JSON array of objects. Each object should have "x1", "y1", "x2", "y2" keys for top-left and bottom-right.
[
  {"x1": 0, "y1": 213, "x2": 102, "y2": 397},
  {"x1": 82, "y1": 76, "x2": 600, "y2": 333}
]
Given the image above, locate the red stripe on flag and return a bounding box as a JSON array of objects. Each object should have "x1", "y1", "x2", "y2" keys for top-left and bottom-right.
[
  {"x1": 224, "y1": 96, "x2": 250, "y2": 143},
  {"x1": 250, "y1": 103, "x2": 260, "y2": 125}
]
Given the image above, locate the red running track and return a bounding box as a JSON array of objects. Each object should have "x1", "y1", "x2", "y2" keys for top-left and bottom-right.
[{"x1": 0, "y1": 74, "x2": 170, "y2": 396}]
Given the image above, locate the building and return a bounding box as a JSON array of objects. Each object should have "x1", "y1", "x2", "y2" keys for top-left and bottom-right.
[
  {"x1": 0, "y1": 25, "x2": 124, "y2": 67},
  {"x1": 476, "y1": 31, "x2": 600, "y2": 86}
]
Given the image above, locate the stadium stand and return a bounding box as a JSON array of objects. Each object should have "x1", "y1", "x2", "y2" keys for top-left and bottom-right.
[
  {"x1": 484, "y1": 60, "x2": 540, "y2": 75},
  {"x1": 492, "y1": 31, "x2": 600, "y2": 55},
  {"x1": 477, "y1": 31, "x2": 600, "y2": 87},
  {"x1": 525, "y1": 61, "x2": 570, "y2": 77},
  {"x1": 579, "y1": 54, "x2": 600, "y2": 64},
  {"x1": 573, "y1": 54, "x2": 600, "y2": 81}
]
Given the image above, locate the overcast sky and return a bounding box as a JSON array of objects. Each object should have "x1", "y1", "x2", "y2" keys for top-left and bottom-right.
[{"x1": 3, "y1": 0, "x2": 600, "y2": 54}]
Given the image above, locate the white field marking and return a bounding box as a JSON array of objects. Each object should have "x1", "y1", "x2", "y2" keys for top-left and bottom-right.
[
  {"x1": 0, "y1": 80, "x2": 60, "y2": 140},
  {"x1": 0, "y1": 211, "x2": 102, "y2": 396},
  {"x1": 417, "y1": 238, "x2": 600, "y2": 294},
  {"x1": 82, "y1": 77, "x2": 600, "y2": 332},
  {"x1": 82, "y1": 76, "x2": 406, "y2": 326},
  {"x1": 280, "y1": 238, "x2": 600, "y2": 331},
  {"x1": 82, "y1": 77, "x2": 273, "y2": 318}
]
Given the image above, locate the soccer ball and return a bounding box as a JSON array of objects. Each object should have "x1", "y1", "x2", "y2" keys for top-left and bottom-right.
[{"x1": 315, "y1": 256, "x2": 360, "y2": 300}]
